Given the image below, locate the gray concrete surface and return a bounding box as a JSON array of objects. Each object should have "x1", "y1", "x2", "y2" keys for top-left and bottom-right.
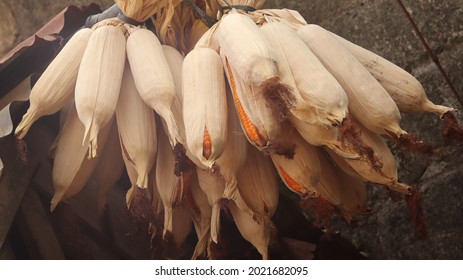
[{"x1": 1, "y1": 0, "x2": 462, "y2": 259}]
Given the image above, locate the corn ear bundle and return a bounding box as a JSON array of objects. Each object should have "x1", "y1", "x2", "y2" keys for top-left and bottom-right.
[
  {"x1": 182, "y1": 47, "x2": 228, "y2": 168},
  {"x1": 116, "y1": 64, "x2": 157, "y2": 189},
  {"x1": 260, "y1": 21, "x2": 348, "y2": 127},
  {"x1": 15, "y1": 28, "x2": 93, "y2": 139},
  {"x1": 126, "y1": 27, "x2": 180, "y2": 147},
  {"x1": 333, "y1": 32, "x2": 454, "y2": 116},
  {"x1": 75, "y1": 24, "x2": 126, "y2": 158},
  {"x1": 297, "y1": 24, "x2": 405, "y2": 138}
]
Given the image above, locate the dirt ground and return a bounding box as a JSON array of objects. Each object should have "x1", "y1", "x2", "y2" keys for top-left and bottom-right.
[{"x1": 1, "y1": 0, "x2": 462, "y2": 259}]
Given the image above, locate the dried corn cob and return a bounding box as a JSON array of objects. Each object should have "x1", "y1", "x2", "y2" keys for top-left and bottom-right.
[
  {"x1": 116, "y1": 63, "x2": 157, "y2": 189},
  {"x1": 332, "y1": 32, "x2": 454, "y2": 116},
  {"x1": 261, "y1": 21, "x2": 348, "y2": 127},
  {"x1": 182, "y1": 47, "x2": 228, "y2": 168},
  {"x1": 297, "y1": 24, "x2": 405, "y2": 137},
  {"x1": 75, "y1": 24, "x2": 125, "y2": 158},
  {"x1": 218, "y1": 11, "x2": 278, "y2": 86},
  {"x1": 126, "y1": 26, "x2": 180, "y2": 147},
  {"x1": 15, "y1": 28, "x2": 93, "y2": 139},
  {"x1": 50, "y1": 104, "x2": 112, "y2": 211}
]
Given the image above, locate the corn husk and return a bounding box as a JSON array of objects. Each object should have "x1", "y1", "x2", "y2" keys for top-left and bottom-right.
[
  {"x1": 332, "y1": 32, "x2": 454, "y2": 116},
  {"x1": 237, "y1": 145, "x2": 279, "y2": 217},
  {"x1": 216, "y1": 89, "x2": 248, "y2": 198},
  {"x1": 270, "y1": 126, "x2": 320, "y2": 196},
  {"x1": 298, "y1": 24, "x2": 406, "y2": 138},
  {"x1": 196, "y1": 167, "x2": 225, "y2": 244},
  {"x1": 126, "y1": 26, "x2": 180, "y2": 146},
  {"x1": 184, "y1": 171, "x2": 212, "y2": 259},
  {"x1": 51, "y1": 104, "x2": 112, "y2": 211},
  {"x1": 75, "y1": 24, "x2": 125, "y2": 158},
  {"x1": 171, "y1": 204, "x2": 193, "y2": 248},
  {"x1": 116, "y1": 63, "x2": 157, "y2": 189},
  {"x1": 156, "y1": 125, "x2": 184, "y2": 238},
  {"x1": 260, "y1": 21, "x2": 348, "y2": 127},
  {"x1": 325, "y1": 117, "x2": 411, "y2": 194},
  {"x1": 15, "y1": 29, "x2": 93, "y2": 139},
  {"x1": 218, "y1": 11, "x2": 278, "y2": 86},
  {"x1": 222, "y1": 51, "x2": 294, "y2": 157},
  {"x1": 226, "y1": 197, "x2": 272, "y2": 260},
  {"x1": 183, "y1": 47, "x2": 227, "y2": 168}
]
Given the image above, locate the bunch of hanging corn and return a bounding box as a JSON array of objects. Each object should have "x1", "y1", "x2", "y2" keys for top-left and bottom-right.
[{"x1": 11, "y1": 0, "x2": 462, "y2": 259}]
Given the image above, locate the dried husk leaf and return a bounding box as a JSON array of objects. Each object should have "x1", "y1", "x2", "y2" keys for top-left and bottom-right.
[{"x1": 51, "y1": 105, "x2": 112, "y2": 211}]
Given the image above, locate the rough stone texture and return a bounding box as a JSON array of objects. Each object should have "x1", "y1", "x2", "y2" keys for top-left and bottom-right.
[{"x1": 1, "y1": 0, "x2": 462, "y2": 259}]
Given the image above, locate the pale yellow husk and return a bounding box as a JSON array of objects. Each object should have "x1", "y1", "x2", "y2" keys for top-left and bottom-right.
[
  {"x1": 325, "y1": 117, "x2": 411, "y2": 194},
  {"x1": 156, "y1": 126, "x2": 184, "y2": 238},
  {"x1": 236, "y1": 145, "x2": 279, "y2": 217},
  {"x1": 182, "y1": 47, "x2": 227, "y2": 168},
  {"x1": 270, "y1": 126, "x2": 321, "y2": 196},
  {"x1": 227, "y1": 197, "x2": 272, "y2": 260},
  {"x1": 75, "y1": 25, "x2": 126, "y2": 158},
  {"x1": 332, "y1": 32, "x2": 454, "y2": 116},
  {"x1": 218, "y1": 11, "x2": 278, "y2": 86},
  {"x1": 196, "y1": 167, "x2": 225, "y2": 244},
  {"x1": 298, "y1": 24, "x2": 406, "y2": 137},
  {"x1": 216, "y1": 89, "x2": 248, "y2": 199},
  {"x1": 51, "y1": 105, "x2": 112, "y2": 211},
  {"x1": 15, "y1": 28, "x2": 93, "y2": 139},
  {"x1": 221, "y1": 50, "x2": 282, "y2": 151},
  {"x1": 116, "y1": 63, "x2": 157, "y2": 189},
  {"x1": 126, "y1": 26, "x2": 180, "y2": 146},
  {"x1": 260, "y1": 21, "x2": 348, "y2": 127}
]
